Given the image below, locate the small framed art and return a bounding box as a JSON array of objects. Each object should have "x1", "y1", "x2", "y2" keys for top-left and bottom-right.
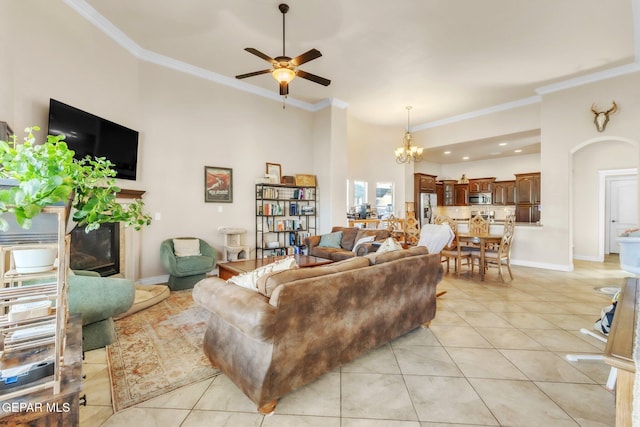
[
  {"x1": 204, "y1": 166, "x2": 233, "y2": 203},
  {"x1": 266, "y1": 163, "x2": 282, "y2": 184}
]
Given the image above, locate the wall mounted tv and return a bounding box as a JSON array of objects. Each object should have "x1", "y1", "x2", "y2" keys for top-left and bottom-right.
[{"x1": 47, "y1": 99, "x2": 139, "y2": 180}]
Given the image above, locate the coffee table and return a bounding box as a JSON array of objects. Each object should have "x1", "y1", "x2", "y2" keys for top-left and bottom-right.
[{"x1": 218, "y1": 254, "x2": 333, "y2": 280}]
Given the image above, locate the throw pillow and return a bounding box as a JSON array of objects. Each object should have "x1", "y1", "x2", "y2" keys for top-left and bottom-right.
[
  {"x1": 352, "y1": 235, "x2": 375, "y2": 253},
  {"x1": 227, "y1": 256, "x2": 298, "y2": 291},
  {"x1": 376, "y1": 237, "x2": 403, "y2": 254},
  {"x1": 173, "y1": 238, "x2": 201, "y2": 257},
  {"x1": 318, "y1": 231, "x2": 343, "y2": 249}
]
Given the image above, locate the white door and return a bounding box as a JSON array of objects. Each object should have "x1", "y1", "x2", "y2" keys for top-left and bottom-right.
[{"x1": 608, "y1": 176, "x2": 637, "y2": 253}]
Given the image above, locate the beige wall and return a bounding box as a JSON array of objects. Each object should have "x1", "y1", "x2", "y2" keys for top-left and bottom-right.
[{"x1": 346, "y1": 116, "x2": 409, "y2": 216}]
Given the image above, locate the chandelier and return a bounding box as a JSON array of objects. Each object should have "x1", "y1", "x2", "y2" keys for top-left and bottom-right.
[{"x1": 395, "y1": 106, "x2": 424, "y2": 164}]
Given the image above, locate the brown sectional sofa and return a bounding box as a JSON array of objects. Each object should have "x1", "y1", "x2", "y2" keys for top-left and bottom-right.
[
  {"x1": 192, "y1": 246, "x2": 443, "y2": 414},
  {"x1": 305, "y1": 226, "x2": 391, "y2": 261}
]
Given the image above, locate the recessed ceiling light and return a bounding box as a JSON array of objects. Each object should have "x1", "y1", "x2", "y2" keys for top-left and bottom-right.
[
  {"x1": 444, "y1": 151, "x2": 451, "y2": 155},
  {"x1": 462, "y1": 156, "x2": 470, "y2": 160},
  {"x1": 514, "y1": 149, "x2": 522, "y2": 153},
  {"x1": 498, "y1": 142, "x2": 507, "y2": 146}
]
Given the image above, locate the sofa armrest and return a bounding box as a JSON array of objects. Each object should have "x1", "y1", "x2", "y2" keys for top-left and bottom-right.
[
  {"x1": 305, "y1": 235, "x2": 322, "y2": 252},
  {"x1": 68, "y1": 276, "x2": 135, "y2": 325},
  {"x1": 193, "y1": 278, "x2": 277, "y2": 341},
  {"x1": 355, "y1": 242, "x2": 380, "y2": 256}
]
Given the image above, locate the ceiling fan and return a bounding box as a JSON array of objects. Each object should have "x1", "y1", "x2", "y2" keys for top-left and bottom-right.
[{"x1": 235, "y1": 3, "x2": 331, "y2": 96}]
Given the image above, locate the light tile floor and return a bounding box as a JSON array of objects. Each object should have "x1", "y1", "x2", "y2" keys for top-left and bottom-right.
[{"x1": 81, "y1": 256, "x2": 626, "y2": 426}]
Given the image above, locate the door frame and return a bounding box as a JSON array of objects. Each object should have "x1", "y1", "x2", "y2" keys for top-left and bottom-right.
[{"x1": 599, "y1": 168, "x2": 637, "y2": 260}]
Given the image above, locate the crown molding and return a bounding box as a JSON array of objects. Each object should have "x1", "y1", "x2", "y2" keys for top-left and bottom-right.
[
  {"x1": 535, "y1": 62, "x2": 640, "y2": 95},
  {"x1": 413, "y1": 96, "x2": 541, "y2": 131}
]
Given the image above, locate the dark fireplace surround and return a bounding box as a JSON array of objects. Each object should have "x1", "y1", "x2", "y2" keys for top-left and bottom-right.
[{"x1": 70, "y1": 223, "x2": 119, "y2": 276}]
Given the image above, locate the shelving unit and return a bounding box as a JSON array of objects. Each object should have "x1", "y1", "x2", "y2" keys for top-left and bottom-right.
[
  {"x1": 0, "y1": 205, "x2": 69, "y2": 399},
  {"x1": 255, "y1": 183, "x2": 317, "y2": 258}
]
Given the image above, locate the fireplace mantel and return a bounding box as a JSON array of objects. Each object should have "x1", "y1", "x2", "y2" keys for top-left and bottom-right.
[
  {"x1": 117, "y1": 189, "x2": 146, "y2": 199},
  {"x1": 116, "y1": 188, "x2": 146, "y2": 281}
]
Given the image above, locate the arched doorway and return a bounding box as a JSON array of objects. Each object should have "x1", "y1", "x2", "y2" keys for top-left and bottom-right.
[{"x1": 570, "y1": 137, "x2": 639, "y2": 262}]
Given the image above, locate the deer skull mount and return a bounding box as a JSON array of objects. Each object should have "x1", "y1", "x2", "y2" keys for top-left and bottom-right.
[{"x1": 591, "y1": 101, "x2": 617, "y2": 132}]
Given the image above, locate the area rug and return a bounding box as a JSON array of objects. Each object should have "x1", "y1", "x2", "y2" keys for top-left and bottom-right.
[{"x1": 107, "y1": 289, "x2": 220, "y2": 412}]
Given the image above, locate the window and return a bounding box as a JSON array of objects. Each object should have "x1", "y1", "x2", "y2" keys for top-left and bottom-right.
[
  {"x1": 353, "y1": 181, "x2": 368, "y2": 206},
  {"x1": 376, "y1": 182, "x2": 394, "y2": 218}
]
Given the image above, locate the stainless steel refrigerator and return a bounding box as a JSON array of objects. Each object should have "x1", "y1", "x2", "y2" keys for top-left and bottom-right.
[{"x1": 419, "y1": 193, "x2": 438, "y2": 226}]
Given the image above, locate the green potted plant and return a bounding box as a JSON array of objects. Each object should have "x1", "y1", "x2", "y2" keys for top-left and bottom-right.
[{"x1": 0, "y1": 125, "x2": 151, "y2": 233}]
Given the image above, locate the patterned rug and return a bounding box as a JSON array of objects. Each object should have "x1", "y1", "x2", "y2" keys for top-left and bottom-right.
[{"x1": 107, "y1": 289, "x2": 220, "y2": 412}]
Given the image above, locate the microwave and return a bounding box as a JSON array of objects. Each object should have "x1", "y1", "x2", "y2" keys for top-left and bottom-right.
[{"x1": 468, "y1": 193, "x2": 492, "y2": 205}]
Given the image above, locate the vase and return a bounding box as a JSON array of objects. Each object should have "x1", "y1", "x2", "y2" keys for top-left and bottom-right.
[{"x1": 13, "y1": 248, "x2": 57, "y2": 274}]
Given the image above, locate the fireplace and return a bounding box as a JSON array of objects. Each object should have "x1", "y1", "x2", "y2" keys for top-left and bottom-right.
[{"x1": 70, "y1": 223, "x2": 120, "y2": 276}]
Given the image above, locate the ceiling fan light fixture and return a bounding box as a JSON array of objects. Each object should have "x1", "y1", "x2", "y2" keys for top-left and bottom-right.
[{"x1": 272, "y1": 67, "x2": 296, "y2": 83}]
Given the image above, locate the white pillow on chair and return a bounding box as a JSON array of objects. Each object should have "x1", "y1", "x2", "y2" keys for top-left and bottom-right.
[{"x1": 173, "y1": 238, "x2": 201, "y2": 257}]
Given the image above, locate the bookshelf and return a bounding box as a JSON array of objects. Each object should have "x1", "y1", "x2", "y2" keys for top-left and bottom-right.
[{"x1": 255, "y1": 183, "x2": 317, "y2": 258}]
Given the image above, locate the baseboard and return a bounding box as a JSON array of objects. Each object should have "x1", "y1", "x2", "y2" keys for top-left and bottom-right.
[
  {"x1": 136, "y1": 274, "x2": 169, "y2": 285},
  {"x1": 510, "y1": 259, "x2": 573, "y2": 272},
  {"x1": 573, "y1": 254, "x2": 603, "y2": 262}
]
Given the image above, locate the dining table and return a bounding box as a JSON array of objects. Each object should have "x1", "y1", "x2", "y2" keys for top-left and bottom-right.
[{"x1": 457, "y1": 232, "x2": 503, "y2": 280}]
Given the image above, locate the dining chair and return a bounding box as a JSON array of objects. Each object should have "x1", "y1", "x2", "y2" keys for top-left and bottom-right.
[
  {"x1": 462, "y1": 214, "x2": 490, "y2": 252},
  {"x1": 471, "y1": 214, "x2": 515, "y2": 282},
  {"x1": 435, "y1": 215, "x2": 472, "y2": 275}
]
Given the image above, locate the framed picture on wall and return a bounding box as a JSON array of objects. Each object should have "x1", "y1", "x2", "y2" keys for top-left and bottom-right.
[
  {"x1": 204, "y1": 166, "x2": 233, "y2": 203},
  {"x1": 266, "y1": 162, "x2": 282, "y2": 184}
]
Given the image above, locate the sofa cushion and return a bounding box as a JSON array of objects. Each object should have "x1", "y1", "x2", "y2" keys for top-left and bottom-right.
[
  {"x1": 331, "y1": 227, "x2": 360, "y2": 250},
  {"x1": 173, "y1": 238, "x2": 201, "y2": 257},
  {"x1": 227, "y1": 256, "x2": 298, "y2": 291},
  {"x1": 366, "y1": 246, "x2": 429, "y2": 265},
  {"x1": 376, "y1": 237, "x2": 404, "y2": 254},
  {"x1": 258, "y1": 257, "x2": 369, "y2": 297},
  {"x1": 318, "y1": 231, "x2": 343, "y2": 249}
]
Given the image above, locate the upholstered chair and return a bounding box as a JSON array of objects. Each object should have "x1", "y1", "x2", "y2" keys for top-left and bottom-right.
[
  {"x1": 68, "y1": 270, "x2": 135, "y2": 351},
  {"x1": 160, "y1": 238, "x2": 218, "y2": 290}
]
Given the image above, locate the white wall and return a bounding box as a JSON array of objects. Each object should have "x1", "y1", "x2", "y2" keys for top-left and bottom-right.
[{"x1": 347, "y1": 116, "x2": 409, "y2": 217}]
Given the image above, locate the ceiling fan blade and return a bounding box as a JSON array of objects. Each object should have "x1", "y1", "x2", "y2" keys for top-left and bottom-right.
[
  {"x1": 235, "y1": 69, "x2": 272, "y2": 79},
  {"x1": 290, "y1": 49, "x2": 322, "y2": 66},
  {"x1": 244, "y1": 48, "x2": 277, "y2": 64},
  {"x1": 279, "y1": 81, "x2": 289, "y2": 96},
  {"x1": 297, "y1": 70, "x2": 331, "y2": 86}
]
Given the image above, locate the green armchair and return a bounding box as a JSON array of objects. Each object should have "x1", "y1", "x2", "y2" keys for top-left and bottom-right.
[
  {"x1": 68, "y1": 271, "x2": 135, "y2": 351},
  {"x1": 160, "y1": 238, "x2": 218, "y2": 291}
]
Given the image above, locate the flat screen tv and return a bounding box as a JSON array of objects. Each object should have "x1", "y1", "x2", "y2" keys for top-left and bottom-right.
[{"x1": 47, "y1": 98, "x2": 139, "y2": 180}]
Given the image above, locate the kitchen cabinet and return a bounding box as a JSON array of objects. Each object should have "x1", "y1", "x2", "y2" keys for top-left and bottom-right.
[
  {"x1": 415, "y1": 173, "x2": 437, "y2": 192},
  {"x1": 454, "y1": 184, "x2": 469, "y2": 206},
  {"x1": 515, "y1": 173, "x2": 540, "y2": 204},
  {"x1": 493, "y1": 180, "x2": 516, "y2": 205},
  {"x1": 516, "y1": 204, "x2": 540, "y2": 223},
  {"x1": 435, "y1": 183, "x2": 444, "y2": 206},
  {"x1": 440, "y1": 180, "x2": 457, "y2": 206},
  {"x1": 468, "y1": 178, "x2": 495, "y2": 193},
  {"x1": 515, "y1": 172, "x2": 541, "y2": 222}
]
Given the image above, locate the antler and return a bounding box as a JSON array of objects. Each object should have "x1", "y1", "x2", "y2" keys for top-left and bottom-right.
[
  {"x1": 606, "y1": 101, "x2": 617, "y2": 115},
  {"x1": 591, "y1": 103, "x2": 599, "y2": 115}
]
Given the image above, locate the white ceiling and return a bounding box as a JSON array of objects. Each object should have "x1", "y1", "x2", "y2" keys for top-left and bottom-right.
[{"x1": 71, "y1": 0, "x2": 638, "y2": 162}]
